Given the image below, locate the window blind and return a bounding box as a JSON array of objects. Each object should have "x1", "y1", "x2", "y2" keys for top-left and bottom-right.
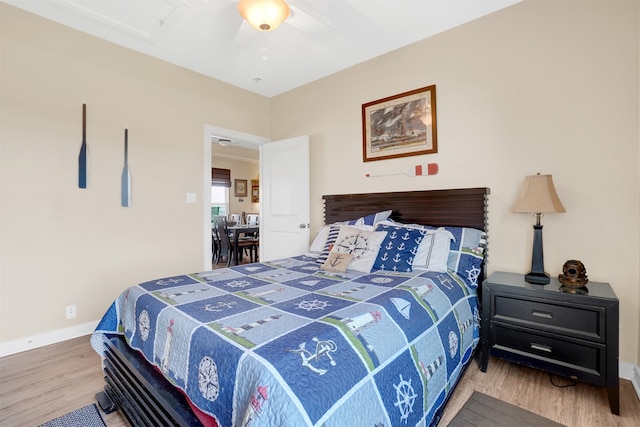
[{"x1": 211, "y1": 168, "x2": 231, "y2": 187}]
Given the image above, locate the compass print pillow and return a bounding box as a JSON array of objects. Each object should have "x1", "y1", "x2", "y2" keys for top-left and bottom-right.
[{"x1": 329, "y1": 226, "x2": 387, "y2": 273}]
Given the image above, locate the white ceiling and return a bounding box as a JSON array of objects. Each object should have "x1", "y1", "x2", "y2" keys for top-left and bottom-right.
[{"x1": 5, "y1": 0, "x2": 521, "y2": 98}]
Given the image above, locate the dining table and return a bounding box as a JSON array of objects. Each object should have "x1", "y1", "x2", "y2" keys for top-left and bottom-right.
[{"x1": 226, "y1": 224, "x2": 259, "y2": 265}]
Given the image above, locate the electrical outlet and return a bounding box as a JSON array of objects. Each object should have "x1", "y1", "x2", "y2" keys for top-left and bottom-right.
[{"x1": 65, "y1": 305, "x2": 76, "y2": 319}]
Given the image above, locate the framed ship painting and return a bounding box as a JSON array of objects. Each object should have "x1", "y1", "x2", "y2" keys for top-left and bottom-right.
[{"x1": 362, "y1": 85, "x2": 437, "y2": 162}]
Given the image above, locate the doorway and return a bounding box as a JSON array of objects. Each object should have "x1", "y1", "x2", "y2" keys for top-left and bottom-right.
[{"x1": 202, "y1": 124, "x2": 269, "y2": 269}]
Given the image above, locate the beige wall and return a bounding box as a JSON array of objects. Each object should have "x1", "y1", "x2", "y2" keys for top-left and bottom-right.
[
  {"x1": 271, "y1": 0, "x2": 640, "y2": 364},
  {"x1": 211, "y1": 147, "x2": 260, "y2": 217},
  {"x1": 0, "y1": 4, "x2": 270, "y2": 345},
  {"x1": 1, "y1": 0, "x2": 639, "y2": 367}
]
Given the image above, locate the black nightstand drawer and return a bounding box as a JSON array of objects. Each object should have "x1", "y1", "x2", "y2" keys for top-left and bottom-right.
[
  {"x1": 480, "y1": 272, "x2": 619, "y2": 415},
  {"x1": 493, "y1": 295, "x2": 605, "y2": 342},
  {"x1": 492, "y1": 324, "x2": 605, "y2": 382}
]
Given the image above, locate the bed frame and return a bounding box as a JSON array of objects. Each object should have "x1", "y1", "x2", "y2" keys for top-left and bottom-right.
[
  {"x1": 323, "y1": 187, "x2": 489, "y2": 230},
  {"x1": 96, "y1": 187, "x2": 490, "y2": 426}
]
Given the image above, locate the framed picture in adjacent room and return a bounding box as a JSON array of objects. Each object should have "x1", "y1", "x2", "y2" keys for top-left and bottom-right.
[
  {"x1": 362, "y1": 85, "x2": 438, "y2": 162},
  {"x1": 234, "y1": 179, "x2": 247, "y2": 197}
]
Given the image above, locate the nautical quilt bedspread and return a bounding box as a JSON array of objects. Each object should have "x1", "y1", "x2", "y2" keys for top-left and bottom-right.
[{"x1": 92, "y1": 254, "x2": 480, "y2": 427}]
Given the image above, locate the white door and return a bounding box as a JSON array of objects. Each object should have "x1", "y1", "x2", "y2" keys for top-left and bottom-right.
[{"x1": 260, "y1": 136, "x2": 310, "y2": 261}]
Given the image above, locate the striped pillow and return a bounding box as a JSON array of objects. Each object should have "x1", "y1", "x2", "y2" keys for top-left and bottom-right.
[{"x1": 315, "y1": 225, "x2": 341, "y2": 265}]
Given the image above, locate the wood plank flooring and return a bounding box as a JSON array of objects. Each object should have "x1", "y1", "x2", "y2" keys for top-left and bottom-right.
[
  {"x1": 0, "y1": 336, "x2": 127, "y2": 427},
  {"x1": 0, "y1": 335, "x2": 638, "y2": 426},
  {"x1": 439, "y1": 355, "x2": 640, "y2": 427}
]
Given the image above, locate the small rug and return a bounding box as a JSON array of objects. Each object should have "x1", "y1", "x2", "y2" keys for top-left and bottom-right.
[
  {"x1": 38, "y1": 403, "x2": 106, "y2": 427},
  {"x1": 447, "y1": 391, "x2": 566, "y2": 427}
]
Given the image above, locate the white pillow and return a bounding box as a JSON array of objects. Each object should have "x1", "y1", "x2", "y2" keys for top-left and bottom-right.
[
  {"x1": 345, "y1": 210, "x2": 393, "y2": 227},
  {"x1": 329, "y1": 226, "x2": 387, "y2": 273},
  {"x1": 413, "y1": 228, "x2": 454, "y2": 272},
  {"x1": 377, "y1": 220, "x2": 454, "y2": 272},
  {"x1": 309, "y1": 225, "x2": 331, "y2": 253}
]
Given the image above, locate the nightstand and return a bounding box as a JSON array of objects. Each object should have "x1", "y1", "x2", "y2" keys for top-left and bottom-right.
[{"x1": 479, "y1": 271, "x2": 619, "y2": 415}]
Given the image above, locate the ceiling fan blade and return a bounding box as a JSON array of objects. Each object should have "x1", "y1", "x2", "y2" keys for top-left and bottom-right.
[
  {"x1": 231, "y1": 19, "x2": 263, "y2": 48},
  {"x1": 285, "y1": 5, "x2": 337, "y2": 41}
]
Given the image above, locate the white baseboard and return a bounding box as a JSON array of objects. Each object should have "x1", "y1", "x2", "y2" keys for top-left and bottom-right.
[
  {"x1": 632, "y1": 363, "x2": 640, "y2": 401},
  {"x1": 619, "y1": 360, "x2": 640, "y2": 402},
  {"x1": 619, "y1": 359, "x2": 635, "y2": 380},
  {"x1": 0, "y1": 320, "x2": 98, "y2": 358}
]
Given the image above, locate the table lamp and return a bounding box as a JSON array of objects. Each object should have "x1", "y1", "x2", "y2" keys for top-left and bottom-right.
[{"x1": 513, "y1": 173, "x2": 566, "y2": 284}]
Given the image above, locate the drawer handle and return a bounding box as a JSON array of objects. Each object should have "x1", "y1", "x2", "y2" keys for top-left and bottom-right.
[
  {"x1": 531, "y1": 343, "x2": 552, "y2": 353},
  {"x1": 531, "y1": 310, "x2": 553, "y2": 319}
]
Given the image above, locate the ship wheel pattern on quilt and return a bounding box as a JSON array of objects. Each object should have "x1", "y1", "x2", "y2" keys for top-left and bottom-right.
[{"x1": 394, "y1": 374, "x2": 417, "y2": 423}]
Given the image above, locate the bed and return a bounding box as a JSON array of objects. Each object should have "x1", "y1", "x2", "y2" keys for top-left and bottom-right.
[{"x1": 91, "y1": 187, "x2": 490, "y2": 426}]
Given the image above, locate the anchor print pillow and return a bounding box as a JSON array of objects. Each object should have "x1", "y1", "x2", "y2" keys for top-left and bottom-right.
[
  {"x1": 376, "y1": 220, "x2": 454, "y2": 273},
  {"x1": 320, "y1": 252, "x2": 354, "y2": 273},
  {"x1": 329, "y1": 226, "x2": 387, "y2": 273},
  {"x1": 372, "y1": 223, "x2": 426, "y2": 272}
]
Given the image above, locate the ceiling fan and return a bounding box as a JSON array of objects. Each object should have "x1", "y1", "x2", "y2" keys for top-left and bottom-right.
[
  {"x1": 237, "y1": 0, "x2": 290, "y2": 32},
  {"x1": 216, "y1": 0, "x2": 338, "y2": 50}
]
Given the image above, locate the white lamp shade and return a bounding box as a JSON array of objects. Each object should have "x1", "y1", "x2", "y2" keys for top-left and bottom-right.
[{"x1": 238, "y1": 0, "x2": 290, "y2": 32}]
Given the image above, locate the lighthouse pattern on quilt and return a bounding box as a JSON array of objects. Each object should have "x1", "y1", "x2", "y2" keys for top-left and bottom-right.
[
  {"x1": 241, "y1": 385, "x2": 269, "y2": 426},
  {"x1": 327, "y1": 285, "x2": 366, "y2": 299},
  {"x1": 341, "y1": 310, "x2": 382, "y2": 335},
  {"x1": 160, "y1": 287, "x2": 209, "y2": 302},
  {"x1": 249, "y1": 288, "x2": 284, "y2": 299},
  {"x1": 420, "y1": 355, "x2": 444, "y2": 381},
  {"x1": 224, "y1": 314, "x2": 283, "y2": 335},
  {"x1": 161, "y1": 319, "x2": 174, "y2": 374},
  {"x1": 411, "y1": 282, "x2": 434, "y2": 298}
]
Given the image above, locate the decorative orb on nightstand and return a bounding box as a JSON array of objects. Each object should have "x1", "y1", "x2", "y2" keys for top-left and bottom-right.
[{"x1": 558, "y1": 259, "x2": 588, "y2": 288}]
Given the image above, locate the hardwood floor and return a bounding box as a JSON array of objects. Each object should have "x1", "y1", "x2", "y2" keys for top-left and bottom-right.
[
  {"x1": 1, "y1": 337, "x2": 638, "y2": 426},
  {"x1": 0, "y1": 336, "x2": 127, "y2": 427},
  {"x1": 211, "y1": 251, "x2": 253, "y2": 269},
  {"x1": 440, "y1": 355, "x2": 640, "y2": 427}
]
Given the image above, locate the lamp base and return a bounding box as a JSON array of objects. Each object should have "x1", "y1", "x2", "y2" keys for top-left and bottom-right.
[
  {"x1": 525, "y1": 223, "x2": 550, "y2": 285},
  {"x1": 525, "y1": 271, "x2": 550, "y2": 285}
]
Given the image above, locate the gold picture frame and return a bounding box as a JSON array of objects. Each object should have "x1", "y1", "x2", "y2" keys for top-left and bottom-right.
[
  {"x1": 362, "y1": 85, "x2": 437, "y2": 162},
  {"x1": 234, "y1": 179, "x2": 247, "y2": 197}
]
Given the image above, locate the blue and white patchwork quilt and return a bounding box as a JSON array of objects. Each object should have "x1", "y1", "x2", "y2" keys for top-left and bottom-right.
[{"x1": 92, "y1": 255, "x2": 480, "y2": 427}]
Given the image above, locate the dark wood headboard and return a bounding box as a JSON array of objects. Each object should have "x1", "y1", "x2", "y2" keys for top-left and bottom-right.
[{"x1": 322, "y1": 187, "x2": 490, "y2": 231}]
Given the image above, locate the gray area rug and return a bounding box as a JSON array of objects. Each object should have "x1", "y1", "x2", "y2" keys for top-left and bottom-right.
[
  {"x1": 447, "y1": 391, "x2": 566, "y2": 427},
  {"x1": 38, "y1": 403, "x2": 105, "y2": 427}
]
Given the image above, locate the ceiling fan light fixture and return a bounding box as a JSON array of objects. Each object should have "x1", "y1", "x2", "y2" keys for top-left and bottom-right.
[{"x1": 238, "y1": 0, "x2": 290, "y2": 32}]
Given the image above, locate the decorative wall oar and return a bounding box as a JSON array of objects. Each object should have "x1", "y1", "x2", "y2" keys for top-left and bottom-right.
[
  {"x1": 121, "y1": 128, "x2": 131, "y2": 207},
  {"x1": 365, "y1": 163, "x2": 438, "y2": 178},
  {"x1": 78, "y1": 104, "x2": 87, "y2": 188}
]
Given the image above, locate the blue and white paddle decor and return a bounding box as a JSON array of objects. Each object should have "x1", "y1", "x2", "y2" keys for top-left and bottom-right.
[
  {"x1": 78, "y1": 104, "x2": 88, "y2": 188},
  {"x1": 121, "y1": 128, "x2": 131, "y2": 207}
]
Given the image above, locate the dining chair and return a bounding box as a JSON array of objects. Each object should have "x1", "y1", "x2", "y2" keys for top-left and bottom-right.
[
  {"x1": 220, "y1": 220, "x2": 258, "y2": 266},
  {"x1": 238, "y1": 228, "x2": 259, "y2": 263},
  {"x1": 230, "y1": 213, "x2": 242, "y2": 224},
  {"x1": 211, "y1": 222, "x2": 221, "y2": 265},
  {"x1": 246, "y1": 214, "x2": 259, "y2": 226}
]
